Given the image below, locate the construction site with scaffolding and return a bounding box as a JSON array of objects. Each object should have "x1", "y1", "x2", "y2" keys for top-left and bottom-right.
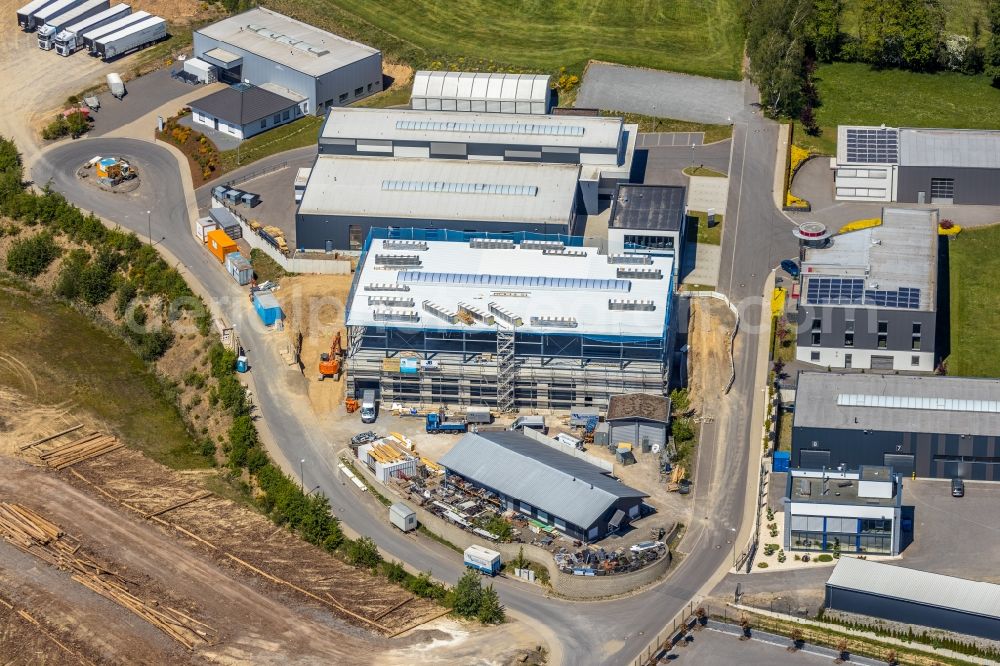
[{"x1": 344, "y1": 230, "x2": 678, "y2": 413}]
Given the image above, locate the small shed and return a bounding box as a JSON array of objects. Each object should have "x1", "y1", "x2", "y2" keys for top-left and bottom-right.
[
  {"x1": 389, "y1": 502, "x2": 417, "y2": 532},
  {"x1": 195, "y1": 217, "x2": 216, "y2": 242},
  {"x1": 240, "y1": 192, "x2": 260, "y2": 208},
  {"x1": 206, "y1": 229, "x2": 237, "y2": 263},
  {"x1": 183, "y1": 57, "x2": 217, "y2": 83},
  {"x1": 253, "y1": 291, "x2": 283, "y2": 326},
  {"x1": 607, "y1": 393, "x2": 671, "y2": 454},
  {"x1": 225, "y1": 251, "x2": 253, "y2": 286}
]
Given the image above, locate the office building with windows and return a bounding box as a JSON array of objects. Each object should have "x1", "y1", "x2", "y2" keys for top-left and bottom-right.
[
  {"x1": 792, "y1": 371, "x2": 1000, "y2": 480},
  {"x1": 833, "y1": 125, "x2": 1000, "y2": 204},
  {"x1": 607, "y1": 184, "x2": 687, "y2": 282},
  {"x1": 784, "y1": 466, "x2": 903, "y2": 556},
  {"x1": 794, "y1": 207, "x2": 939, "y2": 372}
]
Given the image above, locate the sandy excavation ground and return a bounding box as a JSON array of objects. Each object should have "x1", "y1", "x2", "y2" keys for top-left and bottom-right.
[{"x1": 686, "y1": 298, "x2": 736, "y2": 417}]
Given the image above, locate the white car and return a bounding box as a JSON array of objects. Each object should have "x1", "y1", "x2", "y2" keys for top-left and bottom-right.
[{"x1": 630, "y1": 540, "x2": 664, "y2": 554}]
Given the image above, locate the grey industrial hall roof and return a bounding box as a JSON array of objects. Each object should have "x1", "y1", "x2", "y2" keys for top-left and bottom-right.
[
  {"x1": 900, "y1": 128, "x2": 1000, "y2": 168},
  {"x1": 438, "y1": 431, "x2": 647, "y2": 529},
  {"x1": 827, "y1": 557, "x2": 1000, "y2": 620},
  {"x1": 606, "y1": 393, "x2": 671, "y2": 423},
  {"x1": 196, "y1": 8, "x2": 380, "y2": 77},
  {"x1": 609, "y1": 185, "x2": 687, "y2": 232},
  {"x1": 793, "y1": 372, "x2": 1000, "y2": 437},
  {"x1": 189, "y1": 84, "x2": 298, "y2": 126}
]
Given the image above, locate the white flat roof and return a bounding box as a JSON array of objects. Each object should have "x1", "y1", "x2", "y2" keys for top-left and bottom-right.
[
  {"x1": 299, "y1": 155, "x2": 580, "y2": 224},
  {"x1": 196, "y1": 8, "x2": 379, "y2": 77},
  {"x1": 321, "y1": 108, "x2": 623, "y2": 150},
  {"x1": 347, "y1": 239, "x2": 673, "y2": 337},
  {"x1": 412, "y1": 71, "x2": 550, "y2": 104}
]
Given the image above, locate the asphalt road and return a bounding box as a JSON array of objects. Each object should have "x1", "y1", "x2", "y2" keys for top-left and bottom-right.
[{"x1": 34, "y1": 127, "x2": 770, "y2": 665}]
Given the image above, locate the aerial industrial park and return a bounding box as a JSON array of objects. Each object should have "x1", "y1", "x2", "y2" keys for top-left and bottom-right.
[{"x1": 3, "y1": 1, "x2": 1000, "y2": 665}]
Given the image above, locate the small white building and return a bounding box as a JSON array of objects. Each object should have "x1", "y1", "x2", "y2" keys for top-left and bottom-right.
[
  {"x1": 411, "y1": 71, "x2": 552, "y2": 114},
  {"x1": 359, "y1": 439, "x2": 418, "y2": 483},
  {"x1": 189, "y1": 83, "x2": 304, "y2": 141}
]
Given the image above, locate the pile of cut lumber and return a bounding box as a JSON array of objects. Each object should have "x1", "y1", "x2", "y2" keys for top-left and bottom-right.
[
  {"x1": 0, "y1": 503, "x2": 63, "y2": 547},
  {"x1": 38, "y1": 433, "x2": 122, "y2": 470}
]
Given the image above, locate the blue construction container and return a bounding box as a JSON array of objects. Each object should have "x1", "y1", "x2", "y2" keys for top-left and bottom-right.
[
  {"x1": 236, "y1": 355, "x2": 248, "y2": 373},
  {"x1": 253, "y1": 291, "x2": 283, "y2": 326},
  {"x1": 773, "y1": 450, "x2": 791, "y2": 473}
]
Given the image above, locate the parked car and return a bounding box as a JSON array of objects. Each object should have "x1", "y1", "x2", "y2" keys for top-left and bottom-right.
[
  {"x1": 951, "y1": 477, "x2": 965, "y2": 497},
  {"x1": 780, "y1": 259, "x2": 800, "y2": 277}
]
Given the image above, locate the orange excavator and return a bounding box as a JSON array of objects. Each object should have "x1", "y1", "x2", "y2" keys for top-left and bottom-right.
[{"x1": 318, "y1": 332, "x2": 344, "y2": 381}]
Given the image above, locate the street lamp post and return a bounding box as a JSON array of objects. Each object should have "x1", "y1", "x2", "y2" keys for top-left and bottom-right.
[
  {"x1": 299, "y1": 458, "x2": 305, "y2": 491},
  {"x1": 146, "y1": 210, "x2": 151, "y2": 246},
  {"x1": 730, "y1": 527, "x2": 738, "y2": 568}
]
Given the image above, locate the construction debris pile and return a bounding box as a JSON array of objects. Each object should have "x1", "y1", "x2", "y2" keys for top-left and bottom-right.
[
  {"x1": 553, "y1": 541, "x2": 668, "y2": 577},
  {"x1": 19, "y1": 425, "x2": 123, "y2": 470},
  {"x1": 0, "y1": 502, "x2": 215, "y2": 650}
]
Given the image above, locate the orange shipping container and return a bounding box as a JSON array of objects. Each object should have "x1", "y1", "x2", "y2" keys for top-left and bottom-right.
[{"x1": 206, "y1": 229, "x2": 238, "y2": 263}]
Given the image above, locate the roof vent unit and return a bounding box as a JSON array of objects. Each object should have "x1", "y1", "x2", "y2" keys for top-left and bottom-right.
[
  {"x1": 308, "y1": 46, "x2": 330, "y2": 57},
  {"x1": 543, "y1": 248, "x2": 587, "y2": 257},
  {"x1": 364, "y1": 282, "x2": 410, "y2": 292},
  {"x1": 276, "y1": 35, "x2": 299, "y2": 46},
  {"x1": 607, "y1": 254, "x2": 653, "y2": 265},
  {"x1": 608, "y1": 298, "x2": 656, "y2": 312},
  {"x1": 530, "y1": 315, "x2": 578, "y2": 328},
  {"x1": 520, "y1": 240, "x2": 564, "y2": 251},
  {"x1": 490, "y1": 290, "x2": 529, "y2": 298},
  {"x1": 368, "y1": 295, "x2": 415, "y2": 308},
  {"x1": 423, "y1": 300, "x2": 459, "y2": 324},
  {"x1": 488, "y1": 302, "x2": 523, "y2": 327},
  {"x1": 458, "y1": 302, "x2": 495, "y2": 325},
  {"x1": 616, "y1": 267, "x2": 662, "y2": 280},
  {"x1": 469, "y1": 238, "x2": 515, "y2": 250},
  {"x1": 797, "y1": 478, "x2": 812, "y2": 497},
  {"x1": 374, "y1": 254, "x2": 422, "y2": 267},
  {"x1": 373, "y1": 308, "x2": 420, "y2": 322},
  {"x1": 382, "y1": 239, "x2": 428, "y2": 251}
]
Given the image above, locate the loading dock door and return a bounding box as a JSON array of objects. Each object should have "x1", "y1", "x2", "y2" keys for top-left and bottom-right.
[
  {"x1": 871, "y1": 356, "x2": 894, "y2": 370},
  {"x1": 800, "y1": 449, "x2": 831, "y2": 469},
  {"x1": 883, "y1": 453, "x2": 914, "y2": 477}
]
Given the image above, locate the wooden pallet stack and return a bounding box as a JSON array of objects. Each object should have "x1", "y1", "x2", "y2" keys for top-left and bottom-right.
[{"x1": 37, "y1": 433, "x2": 122, "y2": 470}]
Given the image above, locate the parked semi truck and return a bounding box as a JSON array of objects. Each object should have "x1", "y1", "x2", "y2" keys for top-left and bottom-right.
[
  {"x1": 80, "y1": 8, "x2": 146, "y2": 53},
  {"x1": 53, "y1": 2, "x2": 127, "y2": 55},
  {"x1": 425, "y1": 413, "x2": 467, "y2": 434},
  {"x1": 463, "y1": 545, "x2": 501, "y2": 576},
  {"x1": 25, "y1": 0, "x2": 84, "y2": 34},
  {"x1": 37, "y1": 0, "x2": 108, "y2": 49},
  {"x1": 17, "y1": 0, "x2": 60, "y2": 30},
  {"x1": 93, "y1": 14, "x2": 164, "y2": 60}
]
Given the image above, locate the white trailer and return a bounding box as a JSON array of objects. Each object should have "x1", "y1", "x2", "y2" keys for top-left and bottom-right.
[
  {"x1": 53, "y1": 2, "x2": 127, "y2": 55},
  {"x1": 17, "y1": 0, "x2": 60, "y2": 31},
  {"x1": 389, "y1": 502, "x2": 417, "y2": 533},
  {"x1": 37, "y1": 0, "x2": 108, "y2": 50},
  {"x1": 93, "y1": 14, "x2": 165, "y2": 61},
  {"x1": 80, "y1": 8, "x2": 146, "y2": 53},
  {"x1": 26, "y1": 0, "x2": 84, "y2": 33},
  {"x1": 106, "y1": 72, "x2": 124, "y2": 98}
]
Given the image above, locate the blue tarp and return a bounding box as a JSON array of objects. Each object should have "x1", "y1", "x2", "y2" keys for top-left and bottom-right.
[
  {"x1": 253, "y1": 291, "x2": 283, "y2": 326},
  {"x1": 773, "y1": 451, "x2": 791, "y2": 473}
]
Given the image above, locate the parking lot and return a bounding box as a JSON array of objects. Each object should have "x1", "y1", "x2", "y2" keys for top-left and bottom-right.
[
  {"x1": 661, "y1": 627, "x2": 867, "y2": 665},
  {"x1": 89, "y1": 68, "x2": 214, "y2": 137}
]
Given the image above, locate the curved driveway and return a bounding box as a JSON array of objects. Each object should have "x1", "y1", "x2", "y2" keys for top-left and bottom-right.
[{"x1": 34, "y1": 137, "x2": 767, "y2": 666}]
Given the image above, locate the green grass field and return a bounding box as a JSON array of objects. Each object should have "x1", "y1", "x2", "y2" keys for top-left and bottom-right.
[
  {"x1": 218, "y1": 116, "x2": 324, "y2": 172},
  {"x1": 0, "y1": 283, "x2": 207, "y2": 470},
  {"x1": 265, "y1": 0, "x2": 744, "y2": 79},
  {"x1": 799, "y1": 63, "x2": 1000, "y2": 154},
  {"x1": 948, "y1": 225, "x2": 1000, "y2": 377},
  {"x1": 842, "y1": 0, "x2": 985, "y2": 43}
]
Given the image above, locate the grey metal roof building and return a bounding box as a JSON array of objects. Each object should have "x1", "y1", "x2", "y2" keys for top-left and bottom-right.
[
  {"x1": 606, "y1": 393, "x2": 671, "y2": 457},
  {"x1": 438, "y1": 431, "x2": 647, "y2": 541},
  {"x1": 193, "y1": 8, "x2": 382, "y2": 115},
  {"x1": 411, "y1": 71, "x2": 552, "y2": 114},
  {"x1": 793, "y1": 372, "x2": 1000, "y2": 479},
  {"x1": 825, "y1": 557, "x2": 1000, "y2": 640},
  {"x1": 188, "y1": 83, "x2": 302, "y2": 140}
]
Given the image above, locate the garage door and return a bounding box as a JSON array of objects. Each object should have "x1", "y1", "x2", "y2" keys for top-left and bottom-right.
[
  {"x1": 871, "y1": 356, "x2": 894, "y2": 370},
  {"x1": 883, "y1": 453, "x2": 914, "y2": 476},
  {"x1": 800, "y1": 450, "x2": 831, "y2": 469}
]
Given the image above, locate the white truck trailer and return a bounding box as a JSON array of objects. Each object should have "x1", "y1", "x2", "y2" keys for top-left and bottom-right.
[
  {"x1": 16, "y1": 0, "x2": 60, "y2": 31},
  {"x1": 463, "y1": 545, "x2": 501, "y2": 576},
  {"x1": 389, "y1": 503, "x2": 417, "y2": 533},
  {"x1": 106, "y1": 72, "x2": 124, "y2": 98},
  {"x1": 93, "y1": 14, "x2": 164, "y2": 61},
  {"x1": 37, "y1": 0, "x2": 108, "y2": 50},
  {"x1": 53, "y1": 1, "x2": 126, "y2": 55},
  {"x1": 80, "y1": 8, "x2": 145, "y2": 53},
  {"x1": 24, "y1": 0, "x2": 84, "y2": 34}
]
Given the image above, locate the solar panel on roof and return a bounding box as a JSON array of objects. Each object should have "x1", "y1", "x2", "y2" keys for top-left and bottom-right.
[
  {"x1": 382, "y1": 180, "x2": 538, "y2": 197},
  {"x1": 807, "y1": 277, "x2": 921, "y2": 308},
  {"x1": 845, "y1": 127, "x2": 899, "y2": 164},
  {"x1": 395, "y1": 120, "x2": 585, "y2": 136}
]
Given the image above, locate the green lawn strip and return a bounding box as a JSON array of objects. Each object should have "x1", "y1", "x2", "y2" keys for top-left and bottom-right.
[
  {"x1": 263, "y1": 0, "x2": 743, "y2": 79},
  {"x1": 686, "y1": 211, "x2": 724, "y2": 246},
  {"x1": 947, "y1": 225, "x2": 1000, "y2": 377},
  {"x1": 802, "y1": 63, "x2": 1000, "y2": 155},
  {"x1": 0, "y1": 284, "x2": 207, "y2": 470},
  {"x1": 355, "y1": 83, "x2": 413, "y2": 109},
  {"x1": 683, "y1": 166, "x2": 726, "y2": 178},
  {"x1": 602, "y1": 111, "x2": 734, "y2": 142},
  {"x1": 217, "y1": 116, "x2": 324, "y2": 172},
  {"x1": 248, "y1": 249, "x2": 289, "y2": 284}
]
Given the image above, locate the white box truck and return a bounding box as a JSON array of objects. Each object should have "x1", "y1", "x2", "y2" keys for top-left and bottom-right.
[
  {"x1": 106, "y1": 72, "x2": 124, "y2": 98},
  {"x1": 54, "y1": 2, "x2": 128, "y2": 56},
  {"x1": 80, "y1": 8, "x2": 145, "y2": 53},
  {"x1": 93, "y1": 14, "x2": 165, "y2": 61},
  {"x1": 37, "y1": 0, "x2": 107, "y2": 49},
  {"x1": 463, "y1": 545, "x2": 501, "y2": 576},
  {"x1": 17, "y1": 0, "x2": 61, "y2": 31},
  {"x1": 360, "y1": 390, "x2": 377, "y2": 424},
  {"x1": 389, "y1": 503, "x2": 417, "y2": 533}
]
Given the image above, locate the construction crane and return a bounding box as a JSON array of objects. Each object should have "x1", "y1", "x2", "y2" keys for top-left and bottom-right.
[{"x1": 318, "y1": 332, "x2": 344, "y2": 381}]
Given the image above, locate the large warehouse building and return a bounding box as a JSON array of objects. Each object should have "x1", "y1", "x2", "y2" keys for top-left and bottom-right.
[
  {"x1": 344, "y1": 233, "x2": 676, "y2": 411},
  {"x1": 295, "y1": 155, "x2": 581, "y2": 251},
  {"x1": 410, "y1": 71, "x2": 552, "y2": 114},
  {"x1": 193, "y1": 8, "x2": 382, "y2": 116},
  {"x1": 833, "y1": 125, "x2": 1000, "y2": 204},
  {"x1": 439, "y1": 431, "x2": 647, "y2": 542},
  {"x1": 316, "y1": 107, "x2": 637, "y2": 213},
  {"x1": 826, "y1": 558, "x2": 1000, "y2": 640},
  {"x1": 792, "y1": 371, "x2": 1000, "y2": 479},
  {"x1": 795, "y1": 208, "x2": 939, "y2": 372}
]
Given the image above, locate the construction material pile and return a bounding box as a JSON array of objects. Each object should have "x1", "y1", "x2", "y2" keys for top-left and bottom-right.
[{"x1": 37, "y1": 433, "x2": 122, "y2": 470}]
